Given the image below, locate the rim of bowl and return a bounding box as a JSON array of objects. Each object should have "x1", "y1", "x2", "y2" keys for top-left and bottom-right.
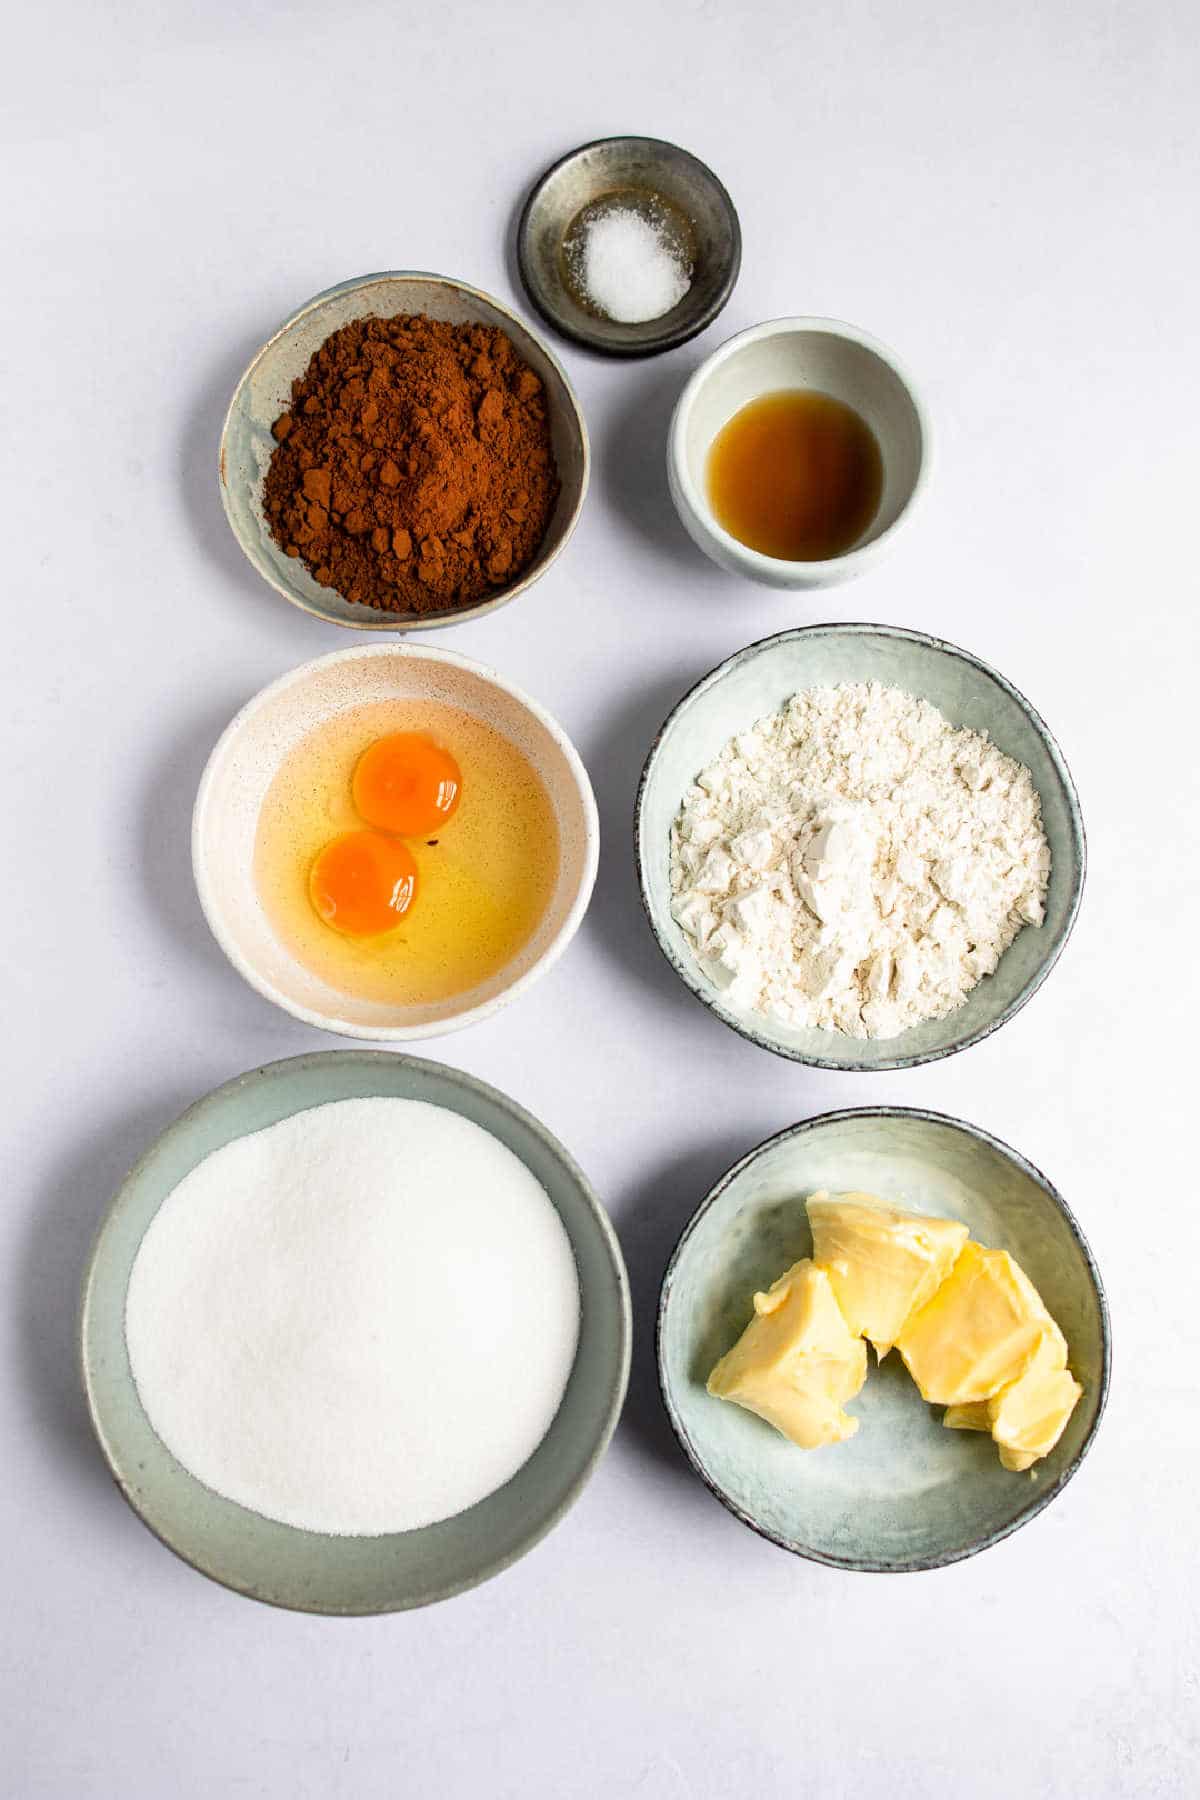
[
  {"x1": 668, "y1": 315, "x2": 932, "y2": 579},
  {"x1": 80, "y1": 1049, "x2": 633, "y2": 1614},
  {"x1": 516, "y1": 135, "x2": 742, "y2": 359},
  {"x1": 634, "y1": 621, "x2": 1087, "y2": 1072},
  {"x1": 218, "y1": 270, "x2": 591, "y2": 631},
  {"x1": 193, "y1": 642, "x2": 600, "y2": 1040},
  {"x1": 656, "y1": 1104, "x2": 1111, "y2": 1574}
]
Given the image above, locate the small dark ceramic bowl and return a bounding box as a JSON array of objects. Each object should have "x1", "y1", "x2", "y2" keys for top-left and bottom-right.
[
  {"x1": 517, "y1": 136, "x2": 741, "y2": 356},
  {"x1": 658, "y1": 1107, "x2": 1109, "y2": 1573}
]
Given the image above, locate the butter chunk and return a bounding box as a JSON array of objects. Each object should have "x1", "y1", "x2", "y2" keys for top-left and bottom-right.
[
  {"x1": 897, "y1": 1240, "x2": 1065, "y2": 1407},
  {"x1": 807, "y1": 1190, "x2": 969, "y2": 1357},
  {"x1": 986, "y1": 1334, "x2": 1082, "y2": 1472},
  {"x1": 943, "y1": 1401, "x2": 991, "y2": 1432},
  {"x1": 707, "y1": 1259, "x2": 868, "y2": 1449}
]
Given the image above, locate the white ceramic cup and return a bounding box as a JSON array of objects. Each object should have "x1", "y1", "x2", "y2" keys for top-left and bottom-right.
[{"x1": 667, "y1": 316, "x2": 930, "y2": 588}]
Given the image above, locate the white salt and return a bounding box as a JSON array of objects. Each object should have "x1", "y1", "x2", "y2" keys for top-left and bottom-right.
[
  {"x1": 124, "y1": 1097, "x2": 580, "y2": 1536},
  {"x1": 577, "y1": 205, "x2": 691, "y2": 324}
]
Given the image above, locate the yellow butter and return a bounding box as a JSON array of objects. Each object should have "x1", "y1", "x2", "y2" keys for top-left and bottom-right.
[
  {"x1": 897, "y1": 1240, "x2": 1065, "y2": 1407},
  {"x1": 707, "y1": 1259, "x2": 868, "y2": 1449},
  {"x1": 942, "y1": 1401, "x2": 991, "y2": 1432},
  {"x1": 986, "y1": 1334, "x2": 1083, "y2": 1472},
  {"x1": 807, "y1": 1190, "x2": 969, "y2": 1357}
]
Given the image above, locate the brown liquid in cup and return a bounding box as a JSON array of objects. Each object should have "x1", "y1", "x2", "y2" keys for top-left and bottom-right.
[{"x1": 707, "y1": 389, "x2": 883, "y2": 561}]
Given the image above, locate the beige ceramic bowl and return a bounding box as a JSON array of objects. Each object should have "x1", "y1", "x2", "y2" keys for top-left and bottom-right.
[
  {"x1": 219, "y1": 271, "x2": 590, "y2": 630},
  {"x1": 193, "y1": 644, "x2": 599, "y2": 1039}
]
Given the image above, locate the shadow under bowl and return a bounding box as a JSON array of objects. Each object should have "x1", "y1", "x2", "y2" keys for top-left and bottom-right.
[
  {"x1": 219, "y1": 271, "x2": 589, "y2": 630},
  {"x1": 636, "y1": 623, "x2": 1085, "y2": 1072},
  {"x1": 658, "y1": 1107, "x2": 1109, "y2": 1572},
  {"x1": 194, "y1": 643, "x2": 599, "y2": 1040},
  {"x1": 82, "y1": 1051, "x2": 632, "y2": 1613}
]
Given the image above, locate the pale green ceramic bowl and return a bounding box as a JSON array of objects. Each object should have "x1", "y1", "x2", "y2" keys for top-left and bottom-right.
[
  {"x1": 658, "y1": 1108, "x2": 1109, "y2": 1573},
  {"x1": 219, "y1": 272, "x2": 589, "y2": 631},
  {"x1": 636, "y1": 623, "x2": 1085, "y2": 1071},
  {"x1": 81, "y1": 1053, "x2": 631, "y2": 1614}
]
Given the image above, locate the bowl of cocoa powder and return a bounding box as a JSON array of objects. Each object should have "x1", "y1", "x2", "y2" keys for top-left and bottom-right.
[{"x1": 220, "y1": 273, "x2": 589, "y2": 630}]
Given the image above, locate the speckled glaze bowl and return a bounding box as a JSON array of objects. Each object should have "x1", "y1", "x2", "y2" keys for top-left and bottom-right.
[
  {"x1": 194, "y1": 643, "x2": 598, "y2": 1039},
  {"x1": 81, "y1": 1052, "x2": 632, "y2": 1614},
  {"x1": 219, "y1": 271, "x2": 589, "y2": 630},
  {"x1": 635, "y1": 623, "x2": 1085, "y2": 1071},
  {"x1": 658, "y1": 1108, "x2": 1109, "y2": 1573}
]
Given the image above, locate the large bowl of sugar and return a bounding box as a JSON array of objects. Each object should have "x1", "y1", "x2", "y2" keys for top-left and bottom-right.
[
  {"x1": 80, "y1": 1052, "x2": 631, "y2": 1614},
  {"x1": 635, "y1": 623, "x2": 1085, "y2": 1072}
]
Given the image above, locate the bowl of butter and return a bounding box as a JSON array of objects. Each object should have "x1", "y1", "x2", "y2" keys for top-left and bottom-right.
[{"x1": 657, "y1": 1107, "x2": 1108, "y2": 1572}]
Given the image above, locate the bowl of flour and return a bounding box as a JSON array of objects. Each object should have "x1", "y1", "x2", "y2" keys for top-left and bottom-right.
[
  {"x1": 635, "y1": 625, "x2": 1084, "y2": 1071},
  {"x1": 81, "y1": 1052, "x2": 630, "y2": 1613}
]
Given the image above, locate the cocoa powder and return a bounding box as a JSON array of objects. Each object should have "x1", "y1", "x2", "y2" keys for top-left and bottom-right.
[{"x1": 262, "y1": 314, "x2": 559, "y2": 616}]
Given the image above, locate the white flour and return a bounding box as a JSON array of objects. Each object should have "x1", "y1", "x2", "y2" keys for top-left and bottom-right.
[
  {"x1": 125, "y1": 1098, "x2": 580, "y2": 1536},
  {"x1": 670, "y1": 683, "x2": 1050, "y2": 1039}
]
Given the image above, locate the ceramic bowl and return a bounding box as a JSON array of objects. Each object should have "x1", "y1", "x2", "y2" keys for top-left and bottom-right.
[
  {"x1": 668, "y1": 317, "x2": 929, "y2": 587},
  {"x1": 194, "y1": 643, "x2": 598, "y2": 1039},
  {"x1": 219, "y1": 271, "x2": 589, "y2": 630},
  {"x1": 81, "y1": 1052, "x2": 631, "y2": 1614},
  {"x1": 517, "y1": 136, "x2": 741, "y2": 357},
  {"x1": 658, "y1": 1107, "x2": 1108, "y2": 1573},
  {"x1": 636, "y1": 623, "x2": 1084, "y2": 1072}
]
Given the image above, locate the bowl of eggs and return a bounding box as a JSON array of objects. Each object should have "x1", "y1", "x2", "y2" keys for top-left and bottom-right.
[{"x1": 193, "y1": 643, "x2": 599, "y2": 1038}]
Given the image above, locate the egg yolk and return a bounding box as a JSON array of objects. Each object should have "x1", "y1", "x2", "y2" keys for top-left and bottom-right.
[
  {"x1": 309, "y1": 831, "x2": 419, "y2": 937},
  {"x1": 352, "y1": 733, "x2": 462, "y2": 836}
]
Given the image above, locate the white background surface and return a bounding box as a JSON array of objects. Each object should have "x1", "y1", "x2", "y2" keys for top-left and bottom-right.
[{"x1": 5, "y1": 2, "x2": 1198, "y2": 1794}]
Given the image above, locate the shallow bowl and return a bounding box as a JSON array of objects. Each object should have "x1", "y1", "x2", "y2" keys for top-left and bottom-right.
[
  {"x1": 635, "y1": 623, "x2": 1084, "y2": 1072},
  {"x1": 219, "y1": 271, "x2": 588, "y2": 629},
  {"x1": 517, "y1": 136, "x2": 740, "y2": 357},
  {"x1": 194, "y1": 643, "x2": 598, "y2": 1039},
  {"x1": 81, "y1": 1051, "x2": 631, "y2": 1613},
  {"x1": 658, "y1": 1107, "x2": 1108, "y2": 1572},
  {"x1": 668, "y1": 317, "x2": 928, "y2": 587}
]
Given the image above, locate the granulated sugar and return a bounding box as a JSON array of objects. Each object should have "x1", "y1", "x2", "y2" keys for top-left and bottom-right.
[
  {"x1": 573, "y1": 204, "x2": 691, "y2": 324},
  {"x1": 124, "y1": 1098, "x2": 580, "y2": 1536}
]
